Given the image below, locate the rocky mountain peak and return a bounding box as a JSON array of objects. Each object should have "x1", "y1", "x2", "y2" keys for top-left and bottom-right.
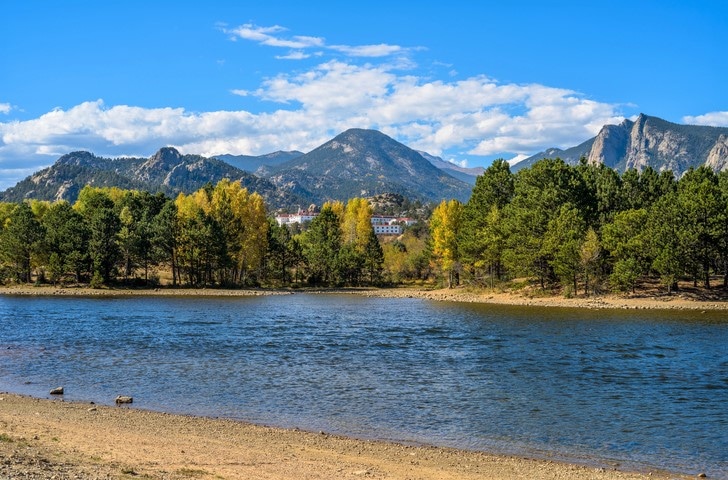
[
  {"x1": 56, "y1": 151, "x2": 98, "y2": 167},
  {"x1": 148, "y1": 147, "x2": 183, "y2": 166},
  {"x1": 265, "y1": 128, "x2": 471, "y2": 203},
  {"x1": 587, "y1": 123, "x2": 630, "y2": 168},
  {"x1": 706, "y1": 134, "x2": 728, "y2": 171},
  {"x1": 515, "y1": 114, "x2": 728, "y2": 176}
]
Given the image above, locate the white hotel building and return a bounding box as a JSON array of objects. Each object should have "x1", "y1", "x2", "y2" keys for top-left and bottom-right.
[{"x1": 275, "y1": 210, "x2": 415, "y2": 235}]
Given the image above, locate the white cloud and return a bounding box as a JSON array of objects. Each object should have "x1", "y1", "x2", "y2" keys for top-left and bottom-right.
[
  {"x1": 683, "y1": 111, "x2": 728, "y2": 127},
  {"x1": 329, "y1": 44, "x2": 403, "y2": 57},
  {"x1": 275, "y1": 51, "x2": 312, "y2": 60},
  {"x1": 507, "y1": 154, "x2": 530, "y2": 166},
  {"x1": 225, "y1": 24, "x2": 325, "y2": 49},
  {"x1": 0, "y1": 61, "x2": 625, "y2": 190},
  {"x1": 226, "y1": 23, "x2": 410, "y2": 60},
  {"x1": 0, "y1": 103, "x2": 12, "y2": 114},
  {"x1": 447, "y1": 158, "x2": 468, "y2": 168}
]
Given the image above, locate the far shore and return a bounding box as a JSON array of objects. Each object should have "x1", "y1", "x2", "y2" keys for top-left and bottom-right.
[
  {"x1": 1, "y1": 283, "x2": 728, "y2": 312},
  {"x1": 0, "y1": 393, "x2": 693, "y2": 479}
]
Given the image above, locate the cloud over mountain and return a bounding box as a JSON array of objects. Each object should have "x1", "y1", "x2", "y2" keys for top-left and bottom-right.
[
  {"x1": 0, "y1": 58, "x2": 627, "y2": 189},
  {"x1": 683, "y1": 111, "x2": 728, "y2": 127}
]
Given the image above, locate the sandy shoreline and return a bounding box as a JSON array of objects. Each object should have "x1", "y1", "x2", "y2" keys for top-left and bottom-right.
[
  {"x1": 0, "y1": 393, "x2": 695, "y2": 480},
  {"x1": 2, "y1": 284, "x2": 727, "y2": 312}
]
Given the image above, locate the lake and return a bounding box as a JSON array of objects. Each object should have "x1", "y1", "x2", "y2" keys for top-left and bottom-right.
[{"x1": 0, "y1": 293, "x2": 726, "y2": 477}]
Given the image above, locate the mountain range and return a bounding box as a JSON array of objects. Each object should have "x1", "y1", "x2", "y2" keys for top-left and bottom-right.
[
  {"x1": 3, "y1": 115, "x2": 727, "y2": 208},
  {"x1": 213, "y1": 147, "x2": 484, "y2": 185},
  {"x1": 0, "y1": 129, "x2": 473, "y2": 208},
  {"x1": 513, "y1": 113, "x2": 728, "y2": 175}
]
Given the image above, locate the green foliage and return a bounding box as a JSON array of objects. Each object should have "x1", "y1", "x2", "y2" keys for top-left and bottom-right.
[
  {"x1": 89, "y1": 271, "x2": 105, "y2": 289},
  {"x1": 543, "y1": 204, "x2": 585, "y2": 295},
  {"x1": 362, "y1": 227, "x2": 385, "y2": 284},
  {"x1": 335, "y1": 243, "x2": 365, "y2": 286},
  {"x1": 502, "y1": 159, "x2": 577, "y2": 288},
  {"x1": 676, "y1": 166, "x2": 722, "y2": 288},
  {"x1": 264, "y1": 219, "x2": 303, "y2": 285},
  {"x1": 301, "y1": 207, "x2": 342, "y2": 285},
  {"x1": 42, "y1": 201, "x2": 89, "y2": 283},
  {"x1": 580, "y1": 227, "x2": 602, "y2": 295},
  {"x1": 464, "y1": 157, "x2": 725, "y2": 295},
  {"x1": 647, "y1": 192, "x2": 683, "y2": 294},
  {"x1": 459, "y1": 160, "x2": 513, "y2": 284},
  {"x1": 611, "y1": 258, "x2": 641, "y2": 292},
  {"x1": 84, "y1": 192, "x2": 121, "y2": 284},
  {"x1": 0, "y1": 203, "x2": 45, "y2": 283}
]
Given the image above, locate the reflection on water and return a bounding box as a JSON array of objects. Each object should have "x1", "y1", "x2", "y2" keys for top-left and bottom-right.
[{"x1": 0, "y1": 294, "x2": 726, "y2": 477}]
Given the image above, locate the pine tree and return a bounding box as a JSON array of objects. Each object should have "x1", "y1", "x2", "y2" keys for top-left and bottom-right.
[
  {"x1": 302, "y1": 206, "x2": 342, "y2": 285},
  {"x1": 362, "y1": 227, "x2": 384, "y2": 285},
  {"x1": 0, "y1": 203, "x2": 44, "y2": 283}
]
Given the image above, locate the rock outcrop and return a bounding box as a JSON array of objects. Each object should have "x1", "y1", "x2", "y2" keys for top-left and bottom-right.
[{"x1": 516, "y1": 114, "x2": 728, "y2": 177}]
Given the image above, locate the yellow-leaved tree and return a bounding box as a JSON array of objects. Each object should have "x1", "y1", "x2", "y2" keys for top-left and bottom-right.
[
  {"x1": 341, "y1": 197, "x2": 373, "y2": 252},
  {"x1": 430, "y1": 199, "x2": 463, "y2": 288},
  {"x1": 322, "y1": 200, "x2": 344, "y2": 220}
]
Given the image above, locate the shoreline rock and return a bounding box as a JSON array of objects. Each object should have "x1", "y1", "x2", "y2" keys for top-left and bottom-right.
[{"x1": 115, "y1": 395, "x2": 133, "y2": 404}]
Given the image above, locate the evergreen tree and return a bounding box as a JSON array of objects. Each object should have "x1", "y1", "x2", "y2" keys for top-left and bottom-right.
[
  {"x1": 648, "y1": 192, "x2": 683, "y2": 294},
  {"x1": 42, "y1": 201, "x2": 89, "y2": 283},
  {"x1": 602, "y1": 209, "x2": 650, "y2": 292},
  {"x1": 151, "y1": 200, "x2": 179, "y2": 285},
  {"x1": 335, "y1": 243, "x2": 364, "y2": 286},
  {"x1": 543, "y1": 203, "x2": 585, "y2": 295},
  {"x1": 265, "y1": 219, "x2": 302, "y2": 285},
  {"x1": 459, "y1": 159, "x2": 513, "y2": 283},
  {"x1": 362, "y1": 227, "x2": 384, "y2": 284},
  {"x1": 580, "y1": 227, "x2": 601, "y2": 295},
  {"x1": 0, "y1": 203, "x2": 44, "y2": 283},
  {"x1": 717, "y1": 171, "x2": 728, "y2": 288},
  {"x1": 302, "y1": 206, "x2": 342, "y2": 285},
  {"x1": 502, "y1": 159, "x2": 575, "y2": 288},
  {"x1": 87, "y1": 199, "x2": 120, "y2": 284},
  {"x1": 676, "y1": 166, "x2": 721, "y2": 288}
]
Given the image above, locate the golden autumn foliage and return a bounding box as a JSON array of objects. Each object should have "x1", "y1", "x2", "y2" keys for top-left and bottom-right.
[
  {"x1": 341, "y1": 197, "x2": 374, "y2": 253},
  {"x1": 430, "y1": 199, "x2": 463, "y2": 288}
]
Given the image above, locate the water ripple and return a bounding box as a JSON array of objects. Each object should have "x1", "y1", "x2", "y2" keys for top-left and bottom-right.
[{"x1": 0, "y1": 294, "x2": 726, "y2": 477}]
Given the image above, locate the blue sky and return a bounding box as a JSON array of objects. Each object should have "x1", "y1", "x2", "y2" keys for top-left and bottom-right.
[{"x1": 1, "y1": 1, "x2": 726, "y2": 189}]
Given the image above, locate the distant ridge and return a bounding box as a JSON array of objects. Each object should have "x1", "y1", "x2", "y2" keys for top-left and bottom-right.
[
  {"x1": 417, "y1": 151, "x2": 485, "y2": 185},
  {"x1": 214, "y1": 151, "x2": 304, "y2": 174}
]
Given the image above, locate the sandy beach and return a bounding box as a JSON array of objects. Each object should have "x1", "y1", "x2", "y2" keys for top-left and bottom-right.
[
  {"x1": 349, "y1": 287, "x2": 728, "y2": 312},
  {"x1": 0, "y1": 393, "x2": 694, "y2": 480},
  {"x1": 2, "y1": 283, "x2": 728, "y2": 312}
]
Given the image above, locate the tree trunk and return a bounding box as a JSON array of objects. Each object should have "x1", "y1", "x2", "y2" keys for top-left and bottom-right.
[{"x1": 704, "y1": 259, "x2": 711, "y2": 289}]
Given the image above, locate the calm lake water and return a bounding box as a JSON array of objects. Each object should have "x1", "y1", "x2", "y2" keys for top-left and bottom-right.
[{"x1": 1, "y1": 293, "x2": 726, "y2": 477}]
